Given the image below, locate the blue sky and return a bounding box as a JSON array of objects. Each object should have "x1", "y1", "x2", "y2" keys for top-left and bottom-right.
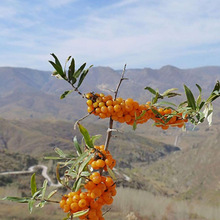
[{"x1": 1, "y1": 0, "x2": 220, "y2": 70}]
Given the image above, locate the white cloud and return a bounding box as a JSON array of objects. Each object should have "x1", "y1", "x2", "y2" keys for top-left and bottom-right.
[{"x1": 1, "y1": 0, "x2": 220, "y2": 69}]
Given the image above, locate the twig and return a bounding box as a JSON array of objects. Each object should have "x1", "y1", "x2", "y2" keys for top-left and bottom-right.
[
  {"x1": 35, "y1": 198, "x2": 59, "y2": 203},
  {"x1": 104, "y1": 64, "x2": 127, "y2": 151},
  {"x1": 74, "y1": 112, "x2": 93, "y2": 129},
  {"x1": 103, "y1": 207, "x2": 111, "y2": 216},
  {"x1": 114, "y1": 64, "x2": 127, "y2": 99}
]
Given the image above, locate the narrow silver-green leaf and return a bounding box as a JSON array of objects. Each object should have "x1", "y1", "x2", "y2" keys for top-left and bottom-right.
[
  {"x1": 55, "y1": 147, "x2": 68, "y2": 158},
  {"x1": 31, "y1": 173, "x2": 37, "y2": 196},
  {"x1": 184, "y1": 84, "x2": 196, "y2": 110},
  {"x1": 77, "y1": 68, "x2": 89, "y2": 89},
  {"x1": 73, "y1": 136, "x2": 82, "y2": 156},
  {"x1": 72, "y1": 209, "x2": 89, "y2": 218},
  {"x1": 47, "y1": 190, "x2": 57, "y2": 199},
  {"x1": 157, "y1": 101, "x2": 177, "y2": 107},
  {"x1": 145, "y1": 87, "x2": 157, "y2": 95},
  {"x1": 2, "y1": 197, "x2": 30, "y2": 203},
  {"x1": 107, "y1": 166, "x2": 116, "y2": 181},
  {"x1": 91, "y1": 134, "x2": 102, "y2": 145},
  {"x1": 28, "y1": 199, "x2": 35, "y2": 213},
  {"x1": 78, "y1": 153, "x2": 94, "y2": 174},
  {"x1": 41, "y1": 180, "x2": 48, "y2": 200},
  {"x1": 78, "y1": 124, "x2": 93, "y2": 148},
  {"x1": 73, "y1": 177, "x2": 82, "y2": 192},
  {"x1": 74, "y1": 63, "x2": 86, "y2": 78},
  {"x1": 60, "y1": 90, "x2": 73, "y2": 99},
  {"x1": 68, "y1": 150, "x2": 91, "y2": 173},
  {"x1": 49, "y1": 61, "x2": 65, "y2": 79}
]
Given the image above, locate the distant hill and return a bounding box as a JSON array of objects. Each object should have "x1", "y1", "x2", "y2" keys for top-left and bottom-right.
[{"x1": 0, "y1": 66, "x2": 219, "y2": 120}]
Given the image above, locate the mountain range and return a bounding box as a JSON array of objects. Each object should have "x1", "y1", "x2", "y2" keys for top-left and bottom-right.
[{"x1": 0, "y1": 65, "x2": 220, "y2": 210}]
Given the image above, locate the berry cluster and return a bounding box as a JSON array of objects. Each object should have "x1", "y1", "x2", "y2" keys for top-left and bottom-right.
[
  {"x1": 60, "y1": 145, "x2": 117, "y2": 219},
  {"x1": 89, "y1": 145, "x2": 116, "y2": 171},
  {"x1": 86, "y1": 93, "x2": 188, "y2": 130}
]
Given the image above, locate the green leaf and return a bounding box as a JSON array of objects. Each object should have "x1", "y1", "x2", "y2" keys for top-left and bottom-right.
[
  {"x1": 62, "y1": 213, "x2": 71, "y2": 220},
  {"x1": 68, "y1": 58, "x2": 76, "y2": 82},
  {"x1": 28, "y1": 199, "x2": 35, "y2": 213},
  {"x1": 107, "y1": 166, "x2": 116, "y2": 181},
  {"x1": 51, "y1": 53, "x2": 62, "y2": 69},
  {"x1": 81, "y1": 171, "x2": 91, "y2": 177},
  {"x1": 78, "y1": 153, "x2": 94, "y2": 174},
  {"x1": 41, "y1": 180, "x2": 48, "y2": 200},
  {"x1": 73, "y1": 136, "x2": 82, "y2": 156},
  {"x1": 49, "y1": 61, "x2": 65, "y2": 79},
  {"x1": 60, "y1": 90, "x2": 73, "y2": 99},
  {"x1": 184, "y1": 84, "x2": 196, "y2": 110},
  {"x1": 74, "y1": 63, "x2": 86, "y2": 78},
  {"x1": 72, "y1": 209, "x2": 89, "y2": 218},
  {"x1": 32, "y1": 189, "x2": 42, "y2": 199},
  {"x1": 145, "y1": 87, "x2": 157, "y2": 95},
  {"x1": 78, "y1": 124, "x2": 93, "y2": 148},
  {"x1": 56, "y1": 164, "x2": 62, "y2": 184},
  {"x1": 44, "y1": 156, "x2": 63, "y2": 160},
  {"x1": 199, "y1": 101, "x2": 205, "y2": 110},
  {"x1": 73, "y1": 177, "x2": 82, "y2": 192},
  {"x1": 2, "y1": 197, "x2": 30, "y2": 203},
  {"x1": 55, "y1": 147, "x2": 68, "y2": 158},
  {"x1": 68, "y1": 150, "x2": 91, "y2": 173},
  {"x1": 156, "y1": 101, "x2": 177, "y2": 107},
  {"x1": 31, "y1": 173, "x2": 37, "y2": 196},
  {"x1": 47, "y1": 190, "x2": 57, "y2": 199},
  {"x1": 77, "y1": 67, "x2": 92, "y2": 89},
  {"x1": 196, "y1": 84, "x2": 202, "y2": 107},
  {"x1": 35, "y1": 200, "x2": 46, "y2": 208},
  {"x1": 132, "y1": 121, "x2": 137, "y2": 130},
  {"x1": 91, "y1": 134, "x2": 102, "y2": 145},
  {"x1": 161, "y1": 88, "x2": 180, "y2": 98}
]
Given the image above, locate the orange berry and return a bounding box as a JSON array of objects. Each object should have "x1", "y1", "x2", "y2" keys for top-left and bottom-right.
[
  {"x1": 116, "y1": 97, "x2": 123, "y2": 103},
  {"x1": 72, "y1": 194, "x2": 80, "y2": 202},
  {"x1": 96, "y1": 159, "x2": 105, "y2": 168},
  {"x1": 63, "y1": 204, "x2": 70, "y2": 212},
  {"x1": 93, "y1": 102, "x2": 99, "y2": 108},
  {"x1": 117, "y1": 110, "x2": 124, "y2": 117},
  {"x1": 66, "y1": 197, "x2": 73, "y2": 205},
  {"x1": 118, "y1": 117, "x2": 125, "y2": 123},
  {"x1": 111, "y1": 115, "x2": 118, "y2": 121},
  {"x1": 164, "y1": 108, "x2": 172, "y2": 115},
  {"x1": 105, "y1": 177, "x2": 114, "y2": 187},
  {"x1": 90, "y1": 200, "x2": 99, "y2": 209},
  {"x1": 124, "y1": 114, "x2": 132, "y2": 122},
  {"x1": 114, "y1": 104, "x2": 121, "y2": 112},
  {"x1": 87, "y1": 106, "x2": 94, "y2": 113},
  {"x1": 80, "y1": 192, "x2": 88, "y2": 199},
  {"x1": 59, "y1": 199, "x2": 66, "y2": 208},
  {"x1": 101, "y1": 106, "x2": 108, "y2": 114},
  {"x1": 125, "y1": 98, "x2": 134, "y2": 105},
  {"x1": 78, "y1": 199, "x2": 87, "y2": 208},
  {"x1": 99, "y1": 113, "x2": 107, "y2": 119},
  {"x1": 70, "y1": 202, "x2": 79, "y2": 212},
  {"x1": 95, "y1": 107, "x2": 101, "y2": 114},
  {"x1": 86, "y1": 93, "x2": 92, "y2": 99},
  {"x1": 98, "y1": 102, "x2": 105, "y2": 107},
  {"x1": 91, "y1": 188, "x2": 102, "y2": 199},
  {"x1": 106, "y1": 100, "x2": 113, "y2": 106},
  {"x1": 86, "y1": 99, "x2": 93, "y2": 106},
  {"x1": 84, "y1": 181, "x2": 96, "y2": 190},
  {"x1": 125, "y1": 104, "x2": 133, "y2": 112},
  {"x1": 92, "y1": 175, "x2": 102, "y2": 184}
]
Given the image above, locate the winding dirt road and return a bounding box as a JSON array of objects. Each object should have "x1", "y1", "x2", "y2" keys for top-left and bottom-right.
[{"x1": 0, "y1": 165, "x2": 61, "y2": 187}]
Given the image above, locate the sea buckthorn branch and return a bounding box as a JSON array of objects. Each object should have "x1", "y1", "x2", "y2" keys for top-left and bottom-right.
[
  {"x1": 104, "y1": 64, "x2": 127, "y2": 151},
  {"x1": 49, "y1": 53, "x2": 93, "y2": 99}
]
